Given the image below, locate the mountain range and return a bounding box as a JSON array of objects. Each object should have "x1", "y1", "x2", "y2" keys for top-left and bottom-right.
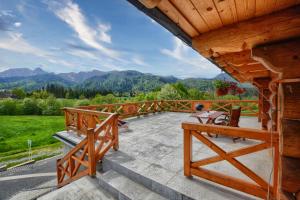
[{"x1": 0, "y1": 67, "x2": 236, "y2": 93}]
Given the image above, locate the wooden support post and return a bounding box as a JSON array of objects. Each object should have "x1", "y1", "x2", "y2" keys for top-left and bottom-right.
[
  {"x1": 253, "y1": 38, "x2": 300, "y2": 199},
  {"x1": 112, "y1": 115, "x2": 119, "y2": 151},
  {"x1": 184, "y1": 129, "x2": 192, "y2": 177},
  {"x1": 87, "y1": 128, "x2": 96, "y2": 177}
]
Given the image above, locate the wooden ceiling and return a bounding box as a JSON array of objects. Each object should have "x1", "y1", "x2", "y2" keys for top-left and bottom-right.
[{"x1": 138, "y1": 0, "x2": 300, "y2": 83}]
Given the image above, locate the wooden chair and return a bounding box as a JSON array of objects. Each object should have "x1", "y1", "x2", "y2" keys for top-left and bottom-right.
[
  {"x1": 118, "y1": 120, "x2": 129, "y2": 132},
  {"x1": 214, "y1": 106, "x2": 244, "y2": 142}
]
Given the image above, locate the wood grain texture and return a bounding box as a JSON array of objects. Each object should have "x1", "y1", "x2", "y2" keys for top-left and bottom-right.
[{"x1": 193, "y1": 6, "x2": 300, "y2": 57}]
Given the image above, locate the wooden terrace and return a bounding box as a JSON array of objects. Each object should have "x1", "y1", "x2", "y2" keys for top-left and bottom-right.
[{"x1": 53, "y1": 100, "x2": 279, "y2": 199}]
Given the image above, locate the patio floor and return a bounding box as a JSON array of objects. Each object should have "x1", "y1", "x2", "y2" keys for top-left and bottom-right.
[{"x1": 55, "y1": 112, "x2": 273, "y2": 200}]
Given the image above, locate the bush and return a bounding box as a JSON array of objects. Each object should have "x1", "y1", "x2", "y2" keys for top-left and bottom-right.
[
  {"x1": 0, "y1": 99, "x2": 17, "y2": 115},
  {"x1": 11, "y1": 88, "x2": 26, "y2": 99},
  {"x1": 41, "y1": 96, "x2": 62, "y2": 115},
  {"x1": 75, "y1": 99, "x2": 90, "y2": 106},
  {"x1": 23, "y1": 98, "x2": 41, "y2": 115},
  {"x1": 158, "y1": 84, "x2": 182, "y2": 100}
]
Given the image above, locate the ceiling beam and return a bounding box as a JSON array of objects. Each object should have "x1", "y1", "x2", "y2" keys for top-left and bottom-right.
[
  {"x1": 192, "y1": 6, "x2": 300, "y2": 57},
  {"x1": 214, "y1": 51, "x2": 258, "y2": 66},
  {"x1": 252, "y1": 38, "x2": 300, "y2": 79}
]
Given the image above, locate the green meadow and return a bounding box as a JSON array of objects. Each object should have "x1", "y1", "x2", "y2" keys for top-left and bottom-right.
[{"x1": 0, "y1": 116, "x2": 64, "y2": 163}]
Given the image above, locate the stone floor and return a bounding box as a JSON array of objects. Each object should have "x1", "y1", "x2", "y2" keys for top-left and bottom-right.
[
  {"x1": 54, "y1": 112, "x2": 274, "y2": 200},
  {"x1": 108, "y1": 112, "x2": 273, "y2": 199}
]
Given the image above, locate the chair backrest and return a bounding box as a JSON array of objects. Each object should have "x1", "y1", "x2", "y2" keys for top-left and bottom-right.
[
  {"x1": 228, "y1": 106, "x2": 241, "y2": 127},
  {"x1": 214, "y1": 103, "x2": 232, "y2": 114}
]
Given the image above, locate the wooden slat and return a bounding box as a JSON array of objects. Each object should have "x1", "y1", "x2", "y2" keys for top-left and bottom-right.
[
  {"x1": 213, "y1": 0, "x2": 238, "y2": 25},
  {"x1": 192, "y1": 6, "x2": 300, "y2": 57},
  {"x1": 190, "y1": 167, "x2": 267, "y2": 199},
  {"x1": 191, "y1": 142, "x2": 269, "y2": 167},
  {"x1": 255, "y1": 0, "x2": 276, "y2": 16},
  {"x1": 191, "y1": 131, "x2": 269, "y2": 190},
  {"x1": 157, "y1": 0, "x2": 199, "y2": 37},
  {"x1": 182, "y1": 123, "x2": 278, "y2": 142},
  {"x1": 189, "y1": 0, "x2": 223, "y2": 30},
  {"x1": 169, "y1": 0, "x2": 209, "y2": 33},
  {"x1": 235, "y1": 0, "x2": 256, "y2": 21}
]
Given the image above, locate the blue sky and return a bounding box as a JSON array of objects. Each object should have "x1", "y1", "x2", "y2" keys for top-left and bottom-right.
[{"x1": 0, "y1": 0, "x2": 221, "y2": 78}]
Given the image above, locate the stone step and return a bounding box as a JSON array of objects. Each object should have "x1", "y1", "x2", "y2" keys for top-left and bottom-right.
[
  {"x1": 38, "y1": 176, "x2": 115, "y2": 200},
  {"x1": 101, "y1": 151, "x2": 257, "y2": 200},
  {"x1": 97, "y1": 170, "x2": 167, "y2": 200}
]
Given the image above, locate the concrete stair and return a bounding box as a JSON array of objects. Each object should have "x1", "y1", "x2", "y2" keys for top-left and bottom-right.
[
  {"x1": 100, "y1": 151, "x2": 257, "y2": 200},
  {"x1": 97, "y1": 170, "x2": 167, "y2": 200}
]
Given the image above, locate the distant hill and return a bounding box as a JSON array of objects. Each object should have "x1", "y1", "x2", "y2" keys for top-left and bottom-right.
[
  {"x1": 0, "y1": 67, "x2": 252, "y2": 92},
  {"x1": 0, "y1": 67, "x2": 47, "y2": 78},
  {"x1": 58, "y1": 70, "x2": 106, "y2": 83},
  {"x1": 78, "y1": 70, "x2": 178, "y2": 93},
  {"x1": 0, "y1": 73, "x2": 75, "y2": 91}
]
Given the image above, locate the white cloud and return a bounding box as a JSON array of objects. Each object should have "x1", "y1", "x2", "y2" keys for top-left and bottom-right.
[
  {"x1": 97, "y1": 23, "x2": 111, "y2": 43},
  {"x1": 0, "y1": 32, "x2": 48, "y2": 56},
  {"x1": 131, "y1": 55, "x2": 148, "y2": 66},
  {"x1": 161, "y1": 37, "x2": 214, "y2": 69},
  {"x1": 67, "y1": 49, "x2": 98, "y2": 60},
  {"x1": 46, "y1": 0, "x2": 119, "y2": 59},
  {"x1": 0, "y1": 32, "x2": 73, "y2": 67},
  {"x1": 14, "y1": 22, "x2": 22, "y2": 27}
]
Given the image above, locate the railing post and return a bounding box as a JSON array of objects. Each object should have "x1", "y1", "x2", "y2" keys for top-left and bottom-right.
[
  {"x1": 87, "y1": 128, "x2": 96, "y2": 176},
  {"x1": 184, "y1": 129, "x2": 192, "y2": 177},
  {"x1": 64, "y1": 110, "x2": 69, "y2": 131},
  {"x1": 112, "y1": 115, "x2": 119, "y2": 151}
]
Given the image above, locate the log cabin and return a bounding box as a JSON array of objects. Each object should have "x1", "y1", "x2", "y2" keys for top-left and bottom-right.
[{"x1": 126, "y1": 0, "x2": 300, "y2": 199}]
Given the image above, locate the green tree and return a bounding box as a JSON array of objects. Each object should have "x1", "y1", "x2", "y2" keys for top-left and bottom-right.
[
  {"x1": 42, "y1": 95, "x2": 62, "y2": 115},
  {"x1": 12, "y1": 88, "x2": 26, "y2": 99},
  {"x1": 23, "y1": 98, "x2": 41, "y2": 115},
  {"x1": 0, "y1": 99, "x2": 17, "y2": 115},
  {"x1": 158, "y1": 84, "x2": 182, "y2": 100},
  {"x1": 188, "y1": 88, "x2": 205, "y2": 100},
  {"x1": 172, "y1": 83, "x2": 189, "y2": 98}
]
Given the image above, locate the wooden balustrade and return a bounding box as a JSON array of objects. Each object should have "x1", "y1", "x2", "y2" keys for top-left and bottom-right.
[
  {"x1": 57, "y1": 110, "x2": 118, "y2": 187},
  {"x1": 182, "y1": 122, "x2": 279, "y2": 199},
  {"x1": 78, "y1": 100, "x2": 259, "y2": 118}
]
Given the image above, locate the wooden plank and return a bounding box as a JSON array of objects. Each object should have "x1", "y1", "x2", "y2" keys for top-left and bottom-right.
[
  {"x1": 191, "y1": 131, "x2": 269, "y2": 189},
  {"x1": 281, "y1": 156, "x2": 300, "y2": 193},
  {"x1": 157, "y1": 0, "x2": 199, "y2": 37},
  {"x1": 189, "y1": 0, "x2": 223, "y2": 30},
  {"x1": 235, "y1": 0, "x2": 256, "y2": 21},
  {"x1": 213, "y1": 0, "x2": 238, "y2": 25},
  {"x1": 191, "y1": 142, "x2": 269, "y2": 167},
  {"x1": 169, "y1": 0, "x2": 210, "y2": 33},
  {"x1": 192, "y1": 6, "x2": 300, "y2": 57},
  {"x1": 139, "y1": 0, "x2": 162, "y2": 8},
  {"x1": 182, "y1": 123, "x2": 278, "y2": 142},
  {"x1": 190, "y1": 167, "x2": 267, "y2": 199},
  {"x1": 282, "y1": 119, "x2": 300, "y2": 158},
  {"x1": 282, "y1": 83, "x2": 300, "y2": 119},
  {"x1": 255, "y1": 0, "x2": 276, "y2": 16}
]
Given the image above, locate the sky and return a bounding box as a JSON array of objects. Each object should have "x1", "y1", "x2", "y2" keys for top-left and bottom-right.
[{"x1": 0, "y1": 0, "x2": 221, "y2": 78}]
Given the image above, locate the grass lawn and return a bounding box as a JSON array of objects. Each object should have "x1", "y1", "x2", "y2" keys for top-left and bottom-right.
[{"x1": 0, "y1": 115, "x2": 65, "y2": 160}]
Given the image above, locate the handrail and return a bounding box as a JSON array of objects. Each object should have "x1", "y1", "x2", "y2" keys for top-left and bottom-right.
[
  {"x1": 182, "y1": 123, "x2": 279, "y2": 199},
  {"x1": 57, "y1": 110, "x2": 119, "y2": 187},
  {"x1": 78, "y1": 99, "x2": 259, "y2": 118}
]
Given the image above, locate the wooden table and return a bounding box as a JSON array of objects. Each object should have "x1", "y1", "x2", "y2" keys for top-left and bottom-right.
[{"x1": 190, "y1": 111, "x2": 226, "y2": 137}]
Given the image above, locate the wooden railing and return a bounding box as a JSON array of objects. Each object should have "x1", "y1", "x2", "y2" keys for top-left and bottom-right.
[
  {"x1": 78, "y1": 99, "x2": 258, "y2": 118},
  {"x1": 182, "y1": 123, "x2": 279, "y2": 199},
  {"x1": 57, "y1": 109, "x2": 118, "y2": 187}
]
